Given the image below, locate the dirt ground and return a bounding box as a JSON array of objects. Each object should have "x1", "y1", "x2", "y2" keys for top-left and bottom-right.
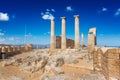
[{"x1": 0, "y1": 49, "x2": 105, "y2": 80}]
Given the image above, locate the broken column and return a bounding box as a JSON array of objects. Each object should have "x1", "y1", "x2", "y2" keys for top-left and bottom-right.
[
  {"x1": 88, "y1": 27, "x2": 97, "y2": 47},
  {"x1": 81, "y1": 33, "x2": 84, "y2": 46},
  {"x1": 61, "y1": 17, "x2": 66, "y2": 49},
  {"x1": 74, "y1": 15, "x2": 80, "y2": 49},
  {"x1": 50, "y1": 19, "x2": 56, "y2": 50}
]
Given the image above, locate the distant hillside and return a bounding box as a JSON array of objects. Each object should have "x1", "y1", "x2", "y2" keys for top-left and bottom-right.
[
  {"x1": 0, "y1": 44, "x2": 11, "y2": 46},
  {"x1": 33, "y1": 44, "x2": 50, "y2": 49}
]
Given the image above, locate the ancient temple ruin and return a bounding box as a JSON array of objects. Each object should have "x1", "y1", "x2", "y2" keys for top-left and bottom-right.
[{"x1": 50, "y1": 15, "x2": 97, "y2": 50}]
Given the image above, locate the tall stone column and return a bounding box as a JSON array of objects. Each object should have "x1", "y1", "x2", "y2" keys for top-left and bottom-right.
[
  {"x1": 50, "y1": 19, "x2": 56, "y2": 50},
  {"x1": 81, "y1": 33, "x2": 84, "y2": 46},
  {"x1": 61, "y1": 17, "x2": 66, "y2": 49},
  {"x1": 74, "y1": 15, "x2": 80, "y2": 49}
]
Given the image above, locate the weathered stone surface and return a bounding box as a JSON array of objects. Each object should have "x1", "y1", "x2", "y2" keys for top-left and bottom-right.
[
  {"x1": 1, "y1": 59, "x2": 16, "y2": 67},
  {"x1": 48, "y1": 55, "x2": 64, "y2": 67},
  {"x1": 88, "y1": 27, "x2": 96, "y2": 47},
  {"x1": 49, "y1": 75, "x2": 70, "y2": 80},
  {"x1": 56, "y1": 36, "x2": 74, "y2": 49},
  {"x1": 93, "y1": 48, "x2": 120, "y2": 80},
  {"x1": 65, "y1": 57, "x2": 78, "y2": 64},
  {"x1": 40, "y1": 73, "x2": 49, "y2": 80},
  {"x1": 51, "y1": 66, "x2": 64, "y2": 74},
  {"x1": 11, "y1": 76, "x2": 24, "y2": 80},
  {"x1": 19, "y1": 54, "x2": 48, "y2": 72},
  {"x1": 0, "y1": 76, "x2": 24, "y2": 80}
]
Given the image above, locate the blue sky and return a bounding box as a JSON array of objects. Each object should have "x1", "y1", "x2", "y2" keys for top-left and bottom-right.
[{"x1": 0, "y1": 0, "x2": 120, "y2": 46}]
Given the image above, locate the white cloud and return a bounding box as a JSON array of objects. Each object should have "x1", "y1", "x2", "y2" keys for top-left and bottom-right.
[
  {"x1": 102, "y1": 7, "x2": 107, "y2": 12},
  {"x1": 51, "y1": 9, "x2": 55, "y2": 12},
  {"x1": 44, "y1": 32, "x2": 50, "y2": 35},
  {"x1": 0, "y1": 12, "x2": 9, "y2": 21},
  {"x1": 45, "y1": 12, "x2": 50, "y2": 14},
  {"x1": 41, "y1": 9, "x2": 55, "y2": 20},
  {"x1": 0, "y1": 32, "x2": 4, "y2": 36},
  {"x1": 0, "y1": 37, "x2": 5, "y2": 42},
  {"x1": 25, "y1": 33, "x2": 32, "y2": 37},
  {"x1": 46, "y1": 9, "x2": 55, "y2": 12},
  {"x1": 0, "y1": 37, "x2": 21, "y2": 44},
  {"x1": 46, "y1": 9, "x2": 50, "y2": 12},
  {"x1": 42, "y1": 14, "x2": 54, "y2": 20},
  {"x1": 97, "y1": 7, "x2": 108, "y2": 13},
  {"x1": 114, "y1": 8, "x2": 120, "y2": 16},
  {"x1": 8, "y1": 37, "x2": 21, "y2": 42},
  {"x1": 8, "y1": 37, "x2": 15, "y2": 41},
  {"x1": 44, "y1": 33, "x2": 47, "y2": 35},
  {"x1": 0, "y1": 29, "x2": 5, "y2": 36},
  {"x1": 47, "y1": 32, "x2": 50, "y2": 34},
  {"x1": 100, "y1": 34, "x2": 104, "y2": 37},
  {"x1": 41, "y1": 12, "x2": 44, "y2": 15},
  {"x1": 66, "y1": 6, "x2": 73, "y2": 11}
]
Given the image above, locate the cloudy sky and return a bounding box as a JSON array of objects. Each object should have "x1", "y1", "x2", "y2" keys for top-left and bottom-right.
[{"x1": 0, "y1": 0, "x2": 120, "y2": 46}]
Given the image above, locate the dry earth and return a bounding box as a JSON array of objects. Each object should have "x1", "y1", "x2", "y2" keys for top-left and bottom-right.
[{"x1": 0, "y1": 48, "x2": 105, "y2": 80}]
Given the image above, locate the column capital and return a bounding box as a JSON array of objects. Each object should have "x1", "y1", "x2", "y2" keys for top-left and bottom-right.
[
  {"x1": 74, "y1": 15, "x2": 80, "y2": 18},
  {"x1": 61, "y1": 17, "x2": 66, "y2": 19},
  {"x1": 51, "y1": 18, "x2": 54, "y2": 21}
]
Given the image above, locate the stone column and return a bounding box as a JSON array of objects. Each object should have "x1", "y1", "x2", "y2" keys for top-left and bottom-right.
[
  {"x1": 74, "y1": 15, "x2": 80, "y2": 49},
  {"x1": 61, "y1": 17, "x2": 66, "y2": 49},
  {"x1": 81, "y1": 33, "x2": 84, "y2": 46},
  {"x1": 50, "y1": 19, "x2": 56, "y2": 50}
]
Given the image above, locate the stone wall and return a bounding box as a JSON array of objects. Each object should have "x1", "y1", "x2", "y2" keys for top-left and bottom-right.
[
  {"x1": 101, "y1": 50, "x2": 109, "y2": 80},
  {"x1": 0, "y1": 44, "x2": 33, "y2": 59},
  {"x1": 88, "y1": 28, "x2": 96, "y2": 47},
  {"x1": 93, "y1": 48, "x2": 120, "y2": 80},
  {"x1": 56, "y1": 36, "x2": 74, "y2": 49},
  {"x1": 107, "y1": 49, "x2": 120, "y2": 80}
]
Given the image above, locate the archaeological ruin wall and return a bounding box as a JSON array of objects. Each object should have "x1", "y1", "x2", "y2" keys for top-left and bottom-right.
[
  {"x1": 56, "y1": 36, "x2": 74, "y2": 49},
  {"x1": 88, "y1": 28, "x2": 96, "y2": 47},
  {"x1": 93, "y1": 48, "x2": 120, "y2": 80}
]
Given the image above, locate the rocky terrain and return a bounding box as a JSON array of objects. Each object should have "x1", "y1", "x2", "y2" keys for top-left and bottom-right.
[{"x1": 0, "y1": 48, "x2": 105, "y2": 80}]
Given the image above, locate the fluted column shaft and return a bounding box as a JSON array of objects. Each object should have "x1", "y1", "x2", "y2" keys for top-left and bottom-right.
[
  {"x1": 74, "y1": 15, "x2": 80, "y2": 49},
  {"x1": 50, "y1": 19, "x2": 56, "y2": 49},
  {"x1": 61, "y1": 17, "x2": 66, "y2": 49}
]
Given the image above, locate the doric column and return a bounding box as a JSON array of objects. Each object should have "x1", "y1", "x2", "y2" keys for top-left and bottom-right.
[
  {"x1": 81, "y1": 33, "x2": 84, "y2": 46},
  {"x1": 50, "y1": 19, "x2": 56, "y2": 50},
  {"x1": 74, "y1": 15, "x2": 80, "y2": 49},
  {"x1": 61, "y1": 17, "x2": 66, "y2": 49}
]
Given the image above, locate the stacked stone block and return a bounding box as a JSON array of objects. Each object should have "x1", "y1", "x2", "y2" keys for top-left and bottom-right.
[
  {"x1": 0, "y1": 44, "x2": 33, "y2": 59},
  {"x1": 93, "y1": 48, "x2": 120, "y2": 80}
]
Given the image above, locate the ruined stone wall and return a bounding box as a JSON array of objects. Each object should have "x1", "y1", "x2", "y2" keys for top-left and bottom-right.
[
  {"x1": 56, "y1": 36, "x2": 74, "y2": 49},
  {"x1": 88, "y1": 34, "x2": 96, "y2": 47},
  {"x1": 93, "y1": 48, "x2": 102, "y2": 71},
  {"x1": 0, "y1": 44, "x2": 33, "y2": 59},
  {"x1": 107, "y1": 49, "x2": 120, "y2": 80},
  {"x1": 88, "y1": 27, "x2": 96, "y2": 47},
  {"x1": 101, "y1": 50, "x2": 109, "y2": 80},
  {"x1": 93, "y1": 48, "x2": 120, "y2": 80}
]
